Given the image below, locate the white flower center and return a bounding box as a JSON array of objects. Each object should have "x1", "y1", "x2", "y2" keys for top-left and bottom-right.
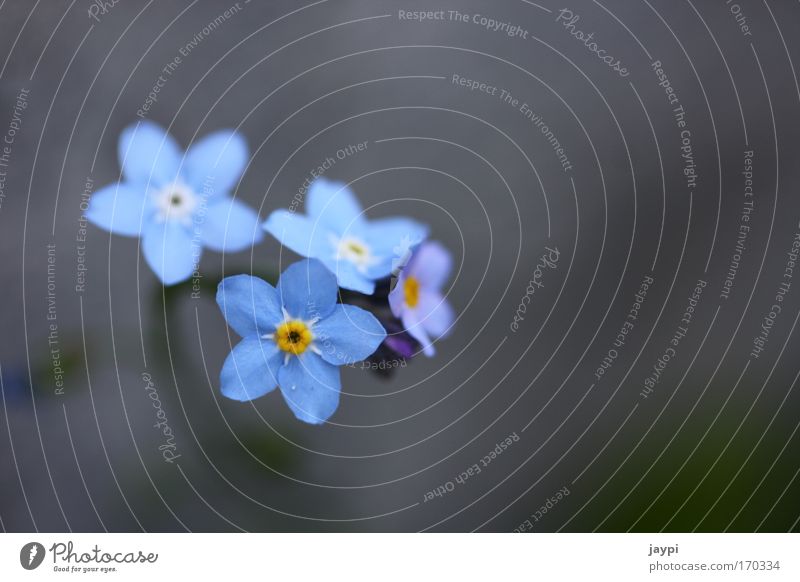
[
  {"x1": 331, "y1": 234, "x2": 380, "y2": 273},
  {"x1": 154, "y1": 182, "x2": 198, "y2": 226}
]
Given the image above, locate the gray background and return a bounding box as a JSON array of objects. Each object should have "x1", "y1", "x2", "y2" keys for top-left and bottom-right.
[{"x1": 0, "y1": 0, "x2": 799, "y2": 532}]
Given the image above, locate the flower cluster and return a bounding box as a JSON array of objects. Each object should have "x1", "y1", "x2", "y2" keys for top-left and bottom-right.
[
  {"x1": 263, "y1": 178, "x2": 455, "y2": 359},
  {"x1": 88, "y1": 124, "x2": 456, "y2": 424}
]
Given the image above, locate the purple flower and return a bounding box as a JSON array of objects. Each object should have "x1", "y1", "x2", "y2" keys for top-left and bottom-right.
[{"x1": 388, "y1": 241, "x2": 455, "y2": 356}]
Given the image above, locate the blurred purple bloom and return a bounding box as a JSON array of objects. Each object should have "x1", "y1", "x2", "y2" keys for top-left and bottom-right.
[{"x1": 389, "y1": 241, "x2": 455, "y2": 356}]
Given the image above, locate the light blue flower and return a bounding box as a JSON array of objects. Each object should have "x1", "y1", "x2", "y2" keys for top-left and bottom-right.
[
  {"x1": 389, "y1": 241, "x2": 455, "y2": 356},
  {"x1": 263, "y1": 178, "x2": 428, "y2": 294},
  {"x1": 217, "y1": 259, "x2": 386, "y2": 424},
  {"x1": 87, "y1": 121, "x2": 263, "y2": 285}
]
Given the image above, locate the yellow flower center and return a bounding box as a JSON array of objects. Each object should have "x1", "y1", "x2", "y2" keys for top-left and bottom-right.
[
  {"x1": 345, "y1": 240, "x2": 367, "y2": 256},
  {"x1": 274, "y1": 320, "x2": 313, "y2": 355},
  {"x1": 334, "y1": 236, "x2": 378, "y2": 273},
  {"x1": 404, "y1": 276, "x2": 420, "y2": 308}
]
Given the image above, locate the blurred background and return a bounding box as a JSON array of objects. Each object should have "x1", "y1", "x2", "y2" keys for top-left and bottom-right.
[{"x1": 1, "y1": 0, "x2": 799, "y2": 532}]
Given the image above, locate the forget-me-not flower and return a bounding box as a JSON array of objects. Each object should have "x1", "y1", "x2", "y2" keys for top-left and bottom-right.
[
  {"x1": 87, "y1": 121, "x2": 263, "y2": 284},
  {"x1": 389, "y1": 241, "x2": 455, "y2": 356},
  {"x1": 263, "y1": 178, "x2": 428, "y2": 294},
  {"x1": 217, "y1": 259, "x2": 386, "y2": 424}
]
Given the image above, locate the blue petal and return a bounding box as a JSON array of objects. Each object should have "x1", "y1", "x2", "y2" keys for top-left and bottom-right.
[
  {"x1": 200, "y1": 196, "x2": 263, "y2": 252},
  {"x1": 217, "y1": 275, "x2": 283, "y2": 338},
  {"x1": 118, "y1": 121, "x2": 182, "y2": 188},
  {"x1": 409, "y1": 241, "x2": 453, "y2": 291},
  {"x1": 307, "y1": 178, "x2": 366, "y2": 234},
  {"x1": 183, "y1": 130, "x2": 248, "y2": 194},
  {"x1": 263, "y1": 209, "x2": 328, "y2": 258},
  {"x1": 366, "y1": 216, "x2": 429, "y2": 257},
  {"x1": 314, "y1": 304, "x2": 386, "y2": 366},
  {"x1": 87, "y1": 182, "x2": 152, "y2": 237},
  {"x1": 264, "y1": 210, "x2": 376, "y2": 294},
  {"x1": 141, "y1": 220, "x2": 197, "y2": 285},
  {"x1": 278, "y1": 352, "x2": 341, "y2": 424},
  {"x1": 319, "y1": 257, "x2": 375, "y2": 294},
  {"x1": 362, "y1": 217, "x2": 429, "y2": 279},
  {"x1": 220, "y1": 335, "x2": 281, "y2": 402},
  {"x1": 276, "y1": 259, "x2": 338, "y2": 320}
]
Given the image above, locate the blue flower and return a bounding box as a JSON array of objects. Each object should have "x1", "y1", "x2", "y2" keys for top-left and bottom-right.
[
  {"x1": 389, "y1": 241, "x2": 455, "y2": 356},
  {"x1": 217, "y1": 259, "x2": 386, "y2": 424},
  {"x1": 263, "y1": 178, "x2": 428, "y2": 294},
  {"x1": 87, "y1": 121, "x2": 263, "y2": 285}
]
